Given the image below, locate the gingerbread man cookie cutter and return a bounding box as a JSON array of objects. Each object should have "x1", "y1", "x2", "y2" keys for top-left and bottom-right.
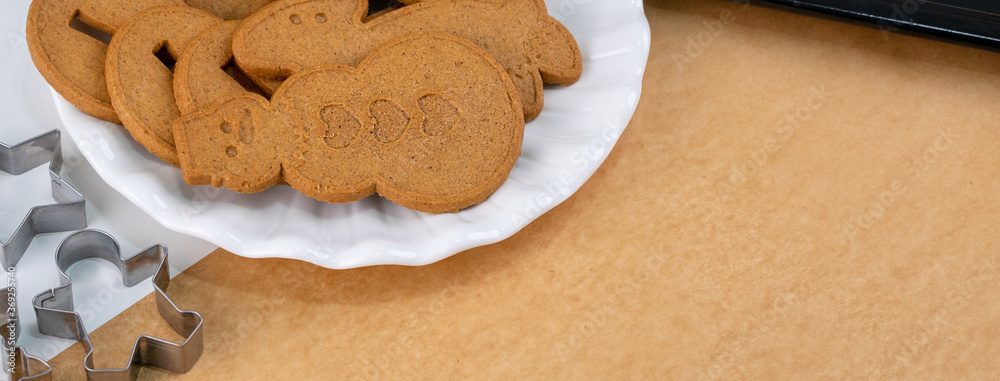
[
  {"x1": 2, "y1": 131, "x2": 204, "y2": 380},
  {"x1": 5, "y1": 347, "x2": 52, "y2": 381},
  {"x1": 31, "y1": 229, "x2": 205, "y2": 381}
]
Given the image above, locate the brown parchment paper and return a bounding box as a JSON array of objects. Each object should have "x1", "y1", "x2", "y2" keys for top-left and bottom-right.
[{"x1": 48, "y1": 0, "x2": 1000, "y2": 379}]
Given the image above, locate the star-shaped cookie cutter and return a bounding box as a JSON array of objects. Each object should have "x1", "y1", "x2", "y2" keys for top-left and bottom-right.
[
  {"x1": 0, "y1": 129, "x2": 87, "y2": 269},
  {"x1": 2, "y1": 130, "x2": 87, "y2": 381},
  {"x1": 31, "y1": 229, "x2": 205, "y2": 381}
]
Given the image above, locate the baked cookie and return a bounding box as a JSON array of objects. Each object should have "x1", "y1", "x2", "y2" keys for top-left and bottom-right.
[
  {"x1": 185, "y1": 0, "x2": 276, "y2": 20},
  {"x1": 105, "y1": 6, "x2": 221, "y2": 165},
  {"x1": 175, "y1": 33, "x2": 524, "y2": 213},
  {"x1": 173, "y1": 20, "x2": 277, "y2": 115},
  {"x1": 175, "y1": 0, "x2": 423, "y2": 112},
  {"x1": 26, "y1": 0, "x2": 184, "y2": 123},
  {"x1": 232, "y1": 0, "x2": 582, "y2": 121}
]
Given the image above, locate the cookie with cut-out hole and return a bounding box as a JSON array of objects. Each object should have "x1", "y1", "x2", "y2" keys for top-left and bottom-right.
[
  {"x1": 26, "y1": 0, "x2": 185, "y2": 123},
  {"x1": 173, "y1": 1, "x2": 413, "y2": 112},
  {"x1": 174, "y1": 20, "x2": 282, "y2": 115},
  {"x1": 173, "y1": 2, "x2": 416, "y2": 114},
  {"x1": 231, "y1": 0, "x2": 582, "y2": 121},
  {"x1": 105, "y1": 6, "x2": 221, "y2": 166},
  {"x1": 175, "y1": 33, "x2": 523, "y2": 213}
]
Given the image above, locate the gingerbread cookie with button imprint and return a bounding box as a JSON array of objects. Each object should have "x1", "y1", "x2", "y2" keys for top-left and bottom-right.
[
  {"x1": 172, "y1": 0, "x2": 408, "y2": 114},
  {"x1": 232, "y1": 0, "x2": 582, "y2": 121},
  {"x1": 186, "y1": 0, "x2": 277, "y2": 20},
  {"x1": 174, "y1": 33, "x2": 524, "y2": 213},
  {"x1": 27, "y1": 0, "x2": 186, "y2": 123},
  {"x1": 105, "y1": 6, "x2": 222, "y2": 166}
]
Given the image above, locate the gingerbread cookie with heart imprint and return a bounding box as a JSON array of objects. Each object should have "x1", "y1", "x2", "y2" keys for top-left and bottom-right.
[
  {"x1": 232, "y1": 0, "x2": 582, "y2": 121},
  {"x1": 174, "y1": 33, "x2": 524, "y2": 213},
  {"x1": 26, "y1": 0, "x2": 185, "y2": 123}
]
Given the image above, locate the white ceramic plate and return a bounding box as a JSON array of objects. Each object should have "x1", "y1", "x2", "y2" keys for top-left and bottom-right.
[{"x1": 56, "y1": 0, "x2": 650, "y2": 269}]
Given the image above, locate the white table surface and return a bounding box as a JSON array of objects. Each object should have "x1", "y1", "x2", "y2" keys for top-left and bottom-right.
[{"x1": 0, "y1": 0, "x2": 217, "y2": 367}]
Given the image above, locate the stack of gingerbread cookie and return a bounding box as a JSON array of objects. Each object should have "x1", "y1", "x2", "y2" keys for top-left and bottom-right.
[{"x1": 27, "y1": 0, "x2": 582, "y2": 213}]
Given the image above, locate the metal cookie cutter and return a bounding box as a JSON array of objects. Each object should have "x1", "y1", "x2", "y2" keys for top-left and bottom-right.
[
  {"x1": 0, "y1": 129, "x2": 87, "y2": 269},
  {"x1": 6, "y1": 348, "x2": 51, "y2": 381},
  {"x1": 3, "y1": 288, "x2": 52, "y2": 381},
  {"x1": 31, "y1": 230, "x2": 204, "y2": 381},
  {"x1": 2, "y1": 130, "x2": 87, "y2": 381}
]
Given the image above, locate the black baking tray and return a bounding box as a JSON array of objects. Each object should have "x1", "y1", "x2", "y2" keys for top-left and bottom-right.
[{"x1": 749, "y1": 0, "x2": 1000, "y2": 48}]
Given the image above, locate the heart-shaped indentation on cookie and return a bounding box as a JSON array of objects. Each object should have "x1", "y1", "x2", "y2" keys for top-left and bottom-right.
[
  {"x1": 418, "y1": 94, "x2": 459, "y2": 136},
  {"x1": 319, "y1": 104, "x2": 360, "y2": 149},
  {"x1": 369, "y1": 99, "x2": 408, "y2": 143}
]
